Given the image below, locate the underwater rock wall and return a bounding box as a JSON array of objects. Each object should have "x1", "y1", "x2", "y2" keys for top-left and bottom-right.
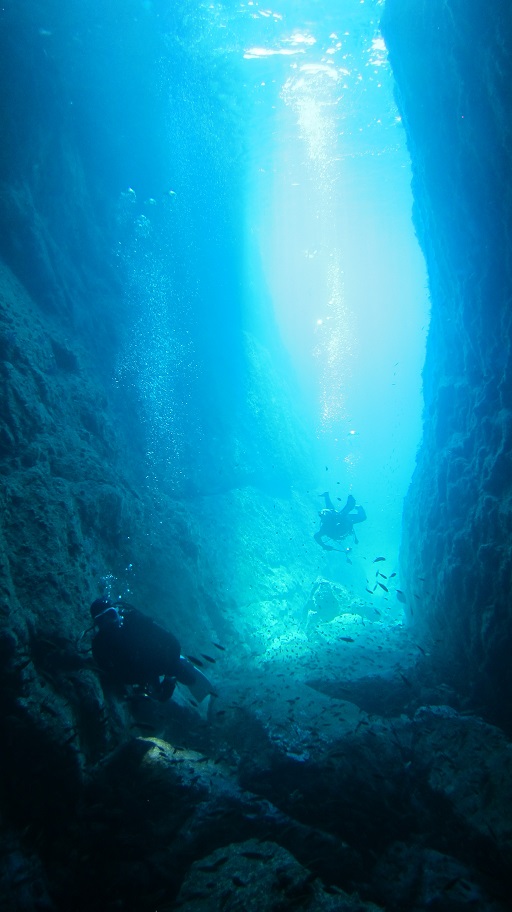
[
  {"x1": 0, "y1": 0, "x2": 323, "y2": 798},
  {"x1": 382, "y1": 1, "x2": 512, "y2": 724},
  {"x1": 0, "y1": 4, "x2": 219, "y2": 633}
]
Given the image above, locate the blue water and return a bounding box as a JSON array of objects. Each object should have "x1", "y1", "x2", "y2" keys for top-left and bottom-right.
[
  {"x1": 49, "y1": 0, "x2": 429, "y2": 603},
  {"x1": 234, "y1": 0, "x2": 430, "y2": 566},
  {"x1": 99, "y1": 1, "x2": 429, "y2": 569}
]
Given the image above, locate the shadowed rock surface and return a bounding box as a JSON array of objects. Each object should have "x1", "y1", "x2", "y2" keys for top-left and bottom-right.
[{"x1": 381, "y1": 0, "x2": 512, "y2": 730}]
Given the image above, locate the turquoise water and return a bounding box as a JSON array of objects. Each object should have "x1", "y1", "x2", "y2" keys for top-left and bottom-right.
[
  {"x1": 108, "y1": 0, "x2": 429, "y2": 569},
  {"x1": 235, "y1": 0, "x2": 430, "y2": 565},
  {"x1": 47, "y1": 0, "x2": 430, "y2": 599}
]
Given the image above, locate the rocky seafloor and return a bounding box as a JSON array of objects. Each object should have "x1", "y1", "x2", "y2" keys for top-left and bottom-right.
[{"x1": 2, "y1": 595, "x2": 512, "y2": 911}]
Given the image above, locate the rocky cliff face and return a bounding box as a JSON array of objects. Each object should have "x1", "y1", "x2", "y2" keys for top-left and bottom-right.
[{"x1": 382, "y1": 0, "x2": 512, "y2": 727}]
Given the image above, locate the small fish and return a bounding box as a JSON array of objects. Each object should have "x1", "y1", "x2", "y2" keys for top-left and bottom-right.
[
  {"x1": 396, "y1": 590, "x2": 407, "y2": 603},
  {"x1": 389, "y1": 572, "x2": 397, "y2": 578},
  {"x1": 212, "y1": 642, "x2": 226, "y2": 651},
  {"x1": 339, "y1": 636, "x2": 354, "y2": 643},
  {"x1": 201, "y1": 653, "x2": 216, "y2": 664},
  {"x1": 216, "y1": 710, "x2": 226, "y2": 716},
  {"x1": 373, "y1": 609, "x2": 381, "y2": 616},
  {"x1": 373, "y1": 556, "x2": 386, "y2": 563},
  {"x1": 187, "y1": 655, "x2": 204, "y2": 667},
  {"x1": 415, "y1": 643, "x2": 427, "y2": 655},
  {"x1": 399, "y1": 672, "x2": 412, "y2": 687},
  {"x1": 377, "y1": 571, "x2": 388, "y2": 579},
  {"x1": 365, "y1": 587, "x2": 374, "y2": 595},
  {"x1": 377, "y1": 582, "x2": 389, "y2": 592}
]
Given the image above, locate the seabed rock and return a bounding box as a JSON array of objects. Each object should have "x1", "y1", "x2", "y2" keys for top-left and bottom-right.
[
  {"x1": 176, "y1": 839, "x2": 382, "y2": 912},
  {"x1": 305, "y1": 578, "x2": 354, "y2": 627}
]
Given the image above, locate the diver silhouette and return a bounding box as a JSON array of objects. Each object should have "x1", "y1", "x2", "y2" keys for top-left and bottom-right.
[
  {"x1": 90, "y1": 598, "x2": 212, "y2": 703},
  {"x1": 314, "y1": 493, "x2": 366, "y2": 551}
]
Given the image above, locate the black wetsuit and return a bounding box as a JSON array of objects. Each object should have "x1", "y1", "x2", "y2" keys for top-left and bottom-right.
[
  {"x1": 314, "y1": 493, "x2": 366, "y2": 550},
  {"x1": 92, "y1": 605, "x2": 196, "y2": 690}
]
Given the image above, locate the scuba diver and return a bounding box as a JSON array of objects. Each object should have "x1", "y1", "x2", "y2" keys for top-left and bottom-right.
[
  {"x1": 89, "y1": 598, "x2": 213, "y2": 703},
  {"x1": 314, "y1": 493, "x2": 367, "y2": 551}
]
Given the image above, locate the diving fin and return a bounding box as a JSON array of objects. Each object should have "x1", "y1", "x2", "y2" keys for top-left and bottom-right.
[
  {"x1": 187, "y1": 667, "x2": 215, "y2": 703},
  {"x1": 179, "y1": 655, "x2": 215, "y2": 703}
]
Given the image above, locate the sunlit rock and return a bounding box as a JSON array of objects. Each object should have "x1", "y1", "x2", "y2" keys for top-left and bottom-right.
[{"x1": 304, "y1": 578, "x2": 353, "y2": 626}]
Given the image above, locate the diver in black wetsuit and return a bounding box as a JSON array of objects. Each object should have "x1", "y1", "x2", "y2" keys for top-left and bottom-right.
[
  {"x1": 90, "y1": 598, "x2": 203, "y2": 701},
  {"x1": 314, "y1": 493, "x2": 367, "y2": 551}
]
